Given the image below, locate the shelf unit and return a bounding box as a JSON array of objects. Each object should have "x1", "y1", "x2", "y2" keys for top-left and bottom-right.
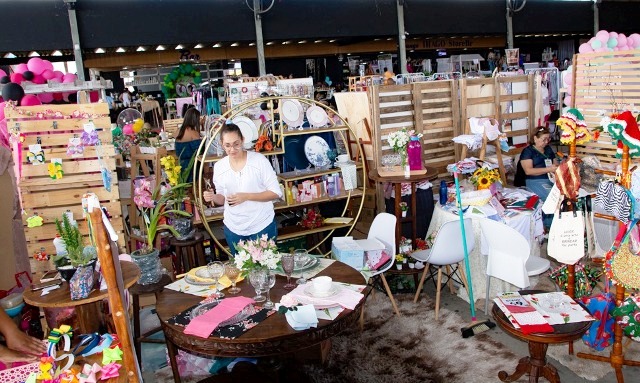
[{"x1": 192, "y1": 96, "x2": 367, "y2": 256}]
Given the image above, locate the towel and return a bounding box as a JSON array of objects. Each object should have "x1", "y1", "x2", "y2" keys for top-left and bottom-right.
[
  {"x1": 184, "y1": 296, "x2": 255, "y2": 338},
  {"x1": 282, "y1": 304, "x2": 318, "y2": 330},
  {"x1": 338, "y1": 162, "x2": 357, "y2": 190}
]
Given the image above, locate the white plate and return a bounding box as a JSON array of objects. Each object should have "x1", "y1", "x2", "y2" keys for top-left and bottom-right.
[
  {"x1": 539, "y1": 300, "x2": 571, "y2": 314},
  {"x1": 184, "y1": 274, "x2": 214, "y2": 286},
  {"x1": 306, "y1": 105, "x2": 329, "y2": 127},
  {"x1": 231, "y1": 116, "x2": 258, "y2": 149},
  {"x1": 304, "y1": 136, "x2": 331, "y2": 167},
  {"x1": 280, "y1": 99, "x2": 304, "y2": 128},
  {"x1": 304, "y1": 283, "x2": 340, "y2": 298}
]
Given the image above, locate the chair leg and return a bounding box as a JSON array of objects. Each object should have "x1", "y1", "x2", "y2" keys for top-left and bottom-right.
[
  {"x1": 435, "y1": 267, "x2": 443, "y2": 320},
  {"x1": 380, "y1": 274, "x2": 400, "y2": 316},
  {"x1": 446, "y1": 265, "x2": 455, "y2": 294},
  {"x1": 457, "y1": 262, "x2": 472, "y2": 305},
  {"x1": 413, "y1": 264, "x2": 431, "y2": 303},
  {"x1": 485, "y1": 273, "x2": 491, "y2": 314}
]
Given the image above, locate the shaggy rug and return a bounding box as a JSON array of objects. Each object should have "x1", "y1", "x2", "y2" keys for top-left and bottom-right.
[{"x1": 154, "y1": 292, "x2": 522, "y2": 383}]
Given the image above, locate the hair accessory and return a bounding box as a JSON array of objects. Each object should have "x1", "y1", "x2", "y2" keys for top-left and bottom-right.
[
  {"x1": 611, "y1": 111, "x2": 640, "y2": 157},
  {"x1": 37, "y1": 357, "x2": 54, "y2": 380},
  {"x1": 81, "y1": 333, "x2": 113, "y2": 357},
  {"x1": 78, "y1": 363, "x2": 101, "y2": 383},
  {"x1": 101, "y1": 346, "x2": 123, "y2": 365},
  {"x1": 48, "y1": 325, "x2": 73, "y2": 354},
  {"x1": 71, "y1": 333, "x2": 101, "y2": 357},
  {"x1": 27, "y1": 214, "x2": 44, "y2": 228},
  {"x1": 26, "y1": 150, "x2": 45, "y2": 165},
  {"x1": 67, "y1": 137, "x2": 84, "y2": 157},
  {"x1": 80, "y1": 130, "x2": 99, "y2": 146},
  {"x1": 99, "y1": 363, "x2": 121, "y2": 379},
  {"x1": 48, "y1": 161, "x2": 64, "y2": 179}
]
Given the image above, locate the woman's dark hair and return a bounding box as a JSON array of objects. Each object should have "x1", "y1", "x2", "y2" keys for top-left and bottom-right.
[
  {"x1": 176, "y1": 108, "x2": 201, "y2": 140},
  {"x1": 220, "y1": 123, "x2": 243, "y2": 141},
  {"x1": 529, "y1": 126, "x2": 550, "y2": 145}
]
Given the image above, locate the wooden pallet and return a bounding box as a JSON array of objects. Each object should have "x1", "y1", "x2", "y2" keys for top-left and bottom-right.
[
  {"x1": 163, "y1": 118, "x2": 183, "y2": 138},
  {"x1": 5, "y1": 103, "x2": 125, "y2": 273}
]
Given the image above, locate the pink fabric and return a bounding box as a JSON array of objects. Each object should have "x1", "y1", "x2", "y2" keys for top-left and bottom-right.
[{"x1": 184, "y1": 296, "x2": 255, "y2": 338}]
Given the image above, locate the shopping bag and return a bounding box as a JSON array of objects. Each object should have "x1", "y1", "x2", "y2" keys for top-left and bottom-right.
[
  {"x1": 580, "y1": 292, "x2": 616, "y2": 351},
  {"x1": 548, "y1": 200, "x2": 585, "y2": 265},
  {"x1": 548, "y1": 261, "x2": 601, "y2": 299},
  {"x1": 605, "y1": 219, "x2": 640, "y2": 289},
  {"x1": 594, "y1": 180, "x2": 635, "y2": 223},
  {"x1": 611, "y1": 295, "x2": 640, "y2": 342}
]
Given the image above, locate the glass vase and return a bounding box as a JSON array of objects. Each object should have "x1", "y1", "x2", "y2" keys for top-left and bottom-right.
[{"x1": 131, "y1": 248, "x2": 162, "y2": 285}]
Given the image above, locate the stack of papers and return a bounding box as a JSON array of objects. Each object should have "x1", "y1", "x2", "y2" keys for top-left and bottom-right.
[{"x1": 495, "y1": 292, "x2": 554, "y2": 334}]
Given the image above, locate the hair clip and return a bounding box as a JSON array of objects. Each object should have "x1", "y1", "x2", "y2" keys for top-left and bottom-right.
[
  {"x1": 81, "y1": 130, "x2": 99, "y2": 146},
  {"x1": 66, "y1": 144, "x2": 84, "y2": 156},
  {"x1": 27, "y1": 150, "x2": 45, "y2": 164}
]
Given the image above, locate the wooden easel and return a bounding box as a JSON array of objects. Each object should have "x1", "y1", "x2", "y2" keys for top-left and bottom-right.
[{"x1": 458, "y1": 118, "x2": 508, "y2": 185}]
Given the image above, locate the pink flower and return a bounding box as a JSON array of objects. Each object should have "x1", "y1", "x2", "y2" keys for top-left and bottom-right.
[{"x1": 280, "y1": 295, "x2": 298, "y2": 307}]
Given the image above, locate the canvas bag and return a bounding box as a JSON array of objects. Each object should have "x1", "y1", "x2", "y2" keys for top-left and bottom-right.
[
  {"x1": 548, "y1": 200, "x2": 585, "y2": 265},
  {"x1": 580, "y1": 290, "x2": 616, "y2": 351},
  {"x1": 604, "y1": 219, "x2": 640, "y2": 290},
  {"x1": 594, "y1": 180, "x2": 635, "y2": 224}
]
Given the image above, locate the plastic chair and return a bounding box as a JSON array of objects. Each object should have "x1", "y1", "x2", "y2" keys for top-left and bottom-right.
[
  {"x1": 479, "y1": 218, "x2": 551, "y2": 314},
  {"x1": 362, "y1": 213, "x2": 400, "y2": 322},
  {"x1": 412, "y1": 218, "x2": 474, "y2": 320}
]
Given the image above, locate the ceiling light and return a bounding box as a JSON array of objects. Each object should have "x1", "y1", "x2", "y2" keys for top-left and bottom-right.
[
  {"x1": 94, "y1": 48, "x2": 105, "y2": 54},
  {"x1": 136, "y1": 46, "x2": 146, "y2": 52},
  {"x1": 314, "y1": 40, "x2": 323, "y2": 43},
  {"x1": 194, "y1": 44, "x2": 204, "y2": 49},
  {"x1": 374, "y1": 38, "x2": 380, "y2": 41},
  {"x1": 28, "y1": 51, "x2": 40, "y2": 57},
  {"x1": 51, "y1": 50, "x2": 63, "y2": 56},
  {"x1": 347, "y1": 53, "x2": 351, "y2": 56},
  {"x1": 298, "y1": 40, "x2": 307, "y2": 44},
  {"x1": 329, "y1": 39, "x2": 337, "y2": 43},
  {"x1": 230, "y1": 42, "x2": 239, "y2": 47},
  {"x1": 380, "y1": 51, "x2": 384, "y2": 54},
  {"x1": 4, "y1": 53, "x2": 16, "y2": 58},
  {"x1": 175, "y1": 44, "x2": 184, "y2": 50},
  {"x1": 116, "y1": 47, "x2": 126, "y2": 53},
  {"x1": 266, "y1": 41, "x2": 274, "y2": 45},
  {"x1": 386, "y1": 38, "x2": 393, "y2": 41},
  {"x1": 249, "y1": 42, "x2": 255, "y2": 46},
  {"x1": 213, "y1": 43, "x2": 222, "y2": 48},
  {"x1": 155, "y1": 45, "x2": 165, "y2": 51}
]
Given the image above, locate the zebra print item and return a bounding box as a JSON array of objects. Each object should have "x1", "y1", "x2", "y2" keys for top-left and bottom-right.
[{"x1": 594, "y1": 180, "x2": 634, "y2": 223}]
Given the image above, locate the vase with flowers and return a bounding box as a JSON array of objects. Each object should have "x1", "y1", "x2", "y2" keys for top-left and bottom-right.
[
  {"x1": 233, "y1": 234, "x2": 282, "y2": 282},
  {"x1": 132, "y1": 176, "x2": 191, "y2": 284},
  {"x1": 387, "y1": 128, "x2": 411, "y2": 168},
  {"x1": 160, "y1": 153, "x2": 196, "y2": 240},
  {"x1": 399, "y1": 201, "x2": 409, "y2": 217},
  {"x1": 469, "y1": 167, "x2": 501, "y2": 190}
]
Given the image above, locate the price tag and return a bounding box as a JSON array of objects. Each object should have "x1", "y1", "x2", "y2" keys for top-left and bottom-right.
[{"x1": 83, "y1": 121, "x2": 96, "y2": 133}]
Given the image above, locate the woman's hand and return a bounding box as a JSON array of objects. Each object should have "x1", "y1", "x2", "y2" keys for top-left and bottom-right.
[
  {"x1": 203, "y1": 190, "x2": 214, "y2": 202},
  {"x1": 4, "y1": 327, "x2": 46, "y2": 356},
  {"x1": 548, "y1": 164, "x2": 558, "y2": 174},
  {"x1": 0, "y1": 344, "x2": 40, "y2": 364},
  {"x1": 226, "y1": 193, "x2": 247, "y2": 206}
]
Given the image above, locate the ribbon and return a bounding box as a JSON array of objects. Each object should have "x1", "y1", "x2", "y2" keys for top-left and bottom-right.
[
  {"x1": 101, "y1": 346, "x2": 123, "y2": 365},
  {"x1": 82, "y1": 333, "x2": 113, "y2": 357},
  {"x1": 59, "y1": 368, "x2": 80, "y2": 383},
  {"x1": 48, "y1": 324, "x2": 73, "y2": 353},
  {"x1": 78, "y1": 363, "x2": 101, "y2": 383},
  {"x1": 99, "y1": 362, "x2": 121, "y2": 380},
  {"x1": 72, "y1": 333, "x2": 101, "y2": 356},
  {"x1": 26, "y1": 214, "x2": 44, "y2": 227},
  {"x1": 37, "y1": 357, "x2": 55, "y2": 380},
  {"x1": 48, "y1": 162, "x2": 64, "y2": 179}
]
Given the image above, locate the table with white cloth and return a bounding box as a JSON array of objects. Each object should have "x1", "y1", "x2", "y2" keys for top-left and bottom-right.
[{"x1": 426, "y1": 200, "x2": 544, "y2": 306}]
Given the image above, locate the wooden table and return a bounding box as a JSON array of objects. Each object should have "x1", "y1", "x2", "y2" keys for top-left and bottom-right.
[
  {"x1": 491, "y1": 290, "x2": 591, "y2": 383},
  {"x1": 368, "y1": 166, "x2": 438, "y2": 252},
  {"x1": 156, "y1": 261, "x2": 370, "y2": 383},
  {"x1": 23, "y1": 261, "x2": 140, "y2": 334}
]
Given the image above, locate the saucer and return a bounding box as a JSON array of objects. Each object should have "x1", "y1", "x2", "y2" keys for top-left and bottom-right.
[{"x1": 304, "y1": 283, "x2": 339, "y2": 298}]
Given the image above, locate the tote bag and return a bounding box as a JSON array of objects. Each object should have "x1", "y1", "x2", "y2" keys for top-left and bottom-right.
[{"x1": 548, "y1": 200, "x2": 585, "y2": 265}]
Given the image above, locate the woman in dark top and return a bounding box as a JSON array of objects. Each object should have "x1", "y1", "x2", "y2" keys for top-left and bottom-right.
[{"x1": 174, "y1": 108, "x2": 202, "y2": 182}]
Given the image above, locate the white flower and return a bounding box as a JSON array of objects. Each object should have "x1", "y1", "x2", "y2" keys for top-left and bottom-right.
[{"x1": 280, "y1": 294, "x2": 298, "y2": 307}]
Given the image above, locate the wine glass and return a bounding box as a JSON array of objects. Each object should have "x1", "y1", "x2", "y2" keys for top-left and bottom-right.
[
  {"x1": 224, "y1": 262, "x2": 241, "y2": 294},
  {"x1": 207, "y1": 261, "x2": 225, "y2": 299},
  {"x1": 282, "y1": 253, "x2": 295, "y2": 290},
  {"x1": 263, "y1": 272, "x2": 277, "y2": 309},
  {"x1": 294, "y1": 249, "x2": 309, "y2": 285},
  {"x1": 249, "y1": 269, "x2": 267, "y2": 302},
  {"x1": 326, "y1": 149, "x2": 338, "y2": 168}
]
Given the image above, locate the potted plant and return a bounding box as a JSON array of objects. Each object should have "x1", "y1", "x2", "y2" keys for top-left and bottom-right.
[
  {"x1": 54, "y1": 214, "x2": 97, "y2": 299},
  {"x1": 160, "y1": 153, "x2": 196, "y2": 240},
  {"x1": 395, "y1": 254, "x2": 405, "y2": 270},
  {"x1": 399, "y1": 201, "x2": 409, "y2": 217},
  {"x1": 132, "y1": 176, "x2": 191, "y2": 285}
]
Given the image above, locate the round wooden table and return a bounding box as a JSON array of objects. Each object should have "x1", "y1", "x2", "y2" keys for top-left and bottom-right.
[
  {"x1": 491, "y1": 290, "x2": 591, "y2": 383},
  {"x1": 23, "y1": 261, "x2": 140, "y2": 334},
  {"x1": 156, "y1": 261, "x2": 370, "y2": 383}
]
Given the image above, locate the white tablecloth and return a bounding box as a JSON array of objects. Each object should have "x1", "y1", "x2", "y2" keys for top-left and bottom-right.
[{"x1": 427, "y1": 203, "x2": 544, "y2": 307}]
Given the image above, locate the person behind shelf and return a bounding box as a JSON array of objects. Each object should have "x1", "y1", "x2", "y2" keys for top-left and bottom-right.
[
  {"x1": 519, "y1": 126, "x2": 559, "y2": 228},
  {"x1": 383, "y1": 67, "x2": 395, "y2": 79},
  {"x1": 0, "y1": 309, "x2": 46, "y2": 366},
  {"x1": 120, "y1": 89, "x2": 132, "y2": 107},
  {"x1": 203, "y1": 123, "x2": 282, "y2": 254},
  {"x1": 174, "y1": 107, "x2": 202, "y2": 182}
]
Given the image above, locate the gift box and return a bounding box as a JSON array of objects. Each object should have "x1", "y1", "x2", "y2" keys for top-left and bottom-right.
[{"x1": 331, "y1": 237, "x2": 365, "y2": 270}]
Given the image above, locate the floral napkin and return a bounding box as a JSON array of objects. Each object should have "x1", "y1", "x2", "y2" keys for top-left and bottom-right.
[
  {"x1": 287, "y1": 280, "x2": 364, "y2": 310},
  {"x1": 524, "y1": 292, "x2": 594, "y2": 325}
]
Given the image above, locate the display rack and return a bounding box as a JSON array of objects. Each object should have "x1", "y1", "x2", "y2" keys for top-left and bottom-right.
[
  {"x1": 4, "y1": 103, "x2": 125, "y2": 273},
  {"x1": 192, "y1": 96, "x2": 367, "y2": 257}
]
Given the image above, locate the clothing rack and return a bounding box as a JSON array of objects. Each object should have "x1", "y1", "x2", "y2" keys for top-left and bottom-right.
[{"x1": 524, "y1": 67, "x2": 560, "y2": 105}]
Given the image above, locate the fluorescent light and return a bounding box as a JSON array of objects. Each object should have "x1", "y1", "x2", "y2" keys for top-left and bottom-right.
[
  {"x1": 155, "y1": 45, "x2": 165, "y2": 51},
  {"x1": 175, "y1": 44, "x2": 184, "y2": 50},
  {"x1": 28, "y1": 51, "x2": 40, "y2": 57},
  {"x1": 329, "y1": 39, "x2": 337, "y2": 43},
  {"x1": 266, "y1": 41, "x2": 274, "y2": 45},
  {"x1": 94, "y1": 48, "x2": 105, "y2": 54},
  {"x1": 298, "y1": 40, "x2": 307, "y2": 44},
  {"x1": 314, "y1": 40, "x2": 323, "y2": 43},
  {"x1": 4, "y1": 53, "x2": 16, "y2": 58},
  {"x1": 194, "y1": 44, "x2": 204, "y2": 49},
  {"x1": 136, "y1": 46, "x2": 146, "y2": 52},
  {"x1": 249, "y1": 42, "x2": 255, "y2": 46},
  {"x1": 230, "y1": 42, "x2": 239, "y2": 47},
  {"x1": 51, "y1": 50, "x2": 63, "y2": 56},
  {"x1": 213, "y1": 43, "x2": 222, "y2": 48},
  {"x1": 116, "y1": 47, "x2": 126, "y2": 53},
  {"x1": 282, "y1": 41, "x2": 291, "y2": 45}
]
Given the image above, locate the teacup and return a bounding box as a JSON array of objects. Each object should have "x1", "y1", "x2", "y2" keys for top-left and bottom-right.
[
  {"x1": 313, "y1": 276, "x2": 333, "y2": 293},
  {"x1": 336, "y1": 154, "x2": 349, "y2": 163}
]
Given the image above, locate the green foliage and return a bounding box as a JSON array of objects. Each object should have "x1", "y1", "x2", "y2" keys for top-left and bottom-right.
[{"x1": 54, "y1": 214, "x2": 95, "y2": 266}]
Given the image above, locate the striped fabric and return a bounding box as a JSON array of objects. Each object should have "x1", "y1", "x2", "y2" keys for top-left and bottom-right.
[{"x1": 595, "y1": 180, "x2": 634, "y2": 223}]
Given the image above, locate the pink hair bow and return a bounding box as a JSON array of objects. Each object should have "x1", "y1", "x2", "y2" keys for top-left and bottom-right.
[
  {"x1": 99, "y1": 363, "x2": 121, "y2": 380},
  {"x1": 78, "y1": 363, "x2": 101, "y2": 383}
]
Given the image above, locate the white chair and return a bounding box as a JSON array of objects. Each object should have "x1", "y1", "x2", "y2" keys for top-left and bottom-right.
[
  {"x1": 363, "y1": 213, "x2": 400, "y2": 319},
  {"x1": 412, "y1": 218, "x2": 474, "y2": 320},
  {"x1": 479, "y1": 218, "x2": 551, "y2": 314}
]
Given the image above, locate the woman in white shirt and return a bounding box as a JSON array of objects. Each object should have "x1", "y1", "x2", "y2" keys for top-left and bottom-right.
[{"x1": 203, "y1": 123, "x2": 282, "y2": 254}]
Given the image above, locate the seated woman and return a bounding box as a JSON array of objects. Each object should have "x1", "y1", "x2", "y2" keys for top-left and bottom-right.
[
  {"x1": 0, "y1": 309, "x2": 45, "y2": 365},
  {"x1": 519, "y1": 126, "x2": 559, "y2": 228},
  {"x1": 174, "y1": 108, "x2": 202, "y2": 182}
]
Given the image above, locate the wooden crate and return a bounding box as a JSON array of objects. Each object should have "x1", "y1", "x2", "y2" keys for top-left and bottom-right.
[
  {"x1": 163, "y1": 118, "x2": 183, "y2": 138},
  {"x1": 5, "y1": 103, "x2": 125, "y2": 273},
  {"x1": 572, "y1": 50, "x2": 640, "y2": 164}
]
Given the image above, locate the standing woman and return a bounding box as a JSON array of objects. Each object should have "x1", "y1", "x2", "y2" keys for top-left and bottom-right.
[
  {"x1": 174, "y1": 108, "x2": 202, "y2": 182},
  {"x1": 203, "y1": 124, "x2": 282, "y2": 254}
]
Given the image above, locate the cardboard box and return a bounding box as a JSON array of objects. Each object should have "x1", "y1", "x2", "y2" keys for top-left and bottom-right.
[{"x1": 331, "y1": 237, "x2": 365, "y2": 270}]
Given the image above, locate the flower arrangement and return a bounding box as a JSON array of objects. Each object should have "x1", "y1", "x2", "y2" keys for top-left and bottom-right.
[
  {"x1": 233, "y1": 234, "x2": 282, "y2": 274},
  {"x1": 395, "y1": 253, "x2": 406, "y2": 263},
  {"x1": 160, "y1": 153, "x2": 196, "y2": 210},
  {"x1": 415, "y1": 238, "x2": 428, "y2": 250},
  {"x1": 399, "y1": 202, "x2": 408, "y2": 212},
  {"x1": 133, "y1": 177, "x2": 191, "y2": 254},
  {"x1": 387, "y1": 129, "x2": 410, "y2": 153},
  {"x1": 278, "y1": 295, "x2": 300, "y2": 314},
  {"x1": 254, "y1": 134, "x2": 274, "y2": 152},
  {"x1": 299, "y1": 207, "x2": 324, "y2": 229},
  {"x1": 54, "y1": 214, "x2": 95, "y2": 267},
  {"x1": 469, "y1": 167, "x2": 501, "y2": 189}
]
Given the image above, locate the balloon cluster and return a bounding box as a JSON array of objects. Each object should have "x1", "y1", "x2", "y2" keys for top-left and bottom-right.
[
  {"x1": 0, "y1": 57, "x2": 78, "y2": 106},
  {"x1": 579, "y1": 30, "x2": 640, "y2": 54},
  {"x1": 122, "y1": 118, "x2": 144, "y2": 136},
  {"x1": 161, "y1": 63, "x2": 201, "y2": 99}
]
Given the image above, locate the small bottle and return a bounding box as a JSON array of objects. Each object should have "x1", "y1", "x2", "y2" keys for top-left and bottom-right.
[
  {"x1": 407, "y1": 135, "x2": 423, "y2": 171},
  {"x1": 439, "y1": 180, "x2": 448, "y2": 205},
  {"x1": 279, "y1": 183, "x2": 286, "y2": 202},
  {"x1": 53, "y1": 234, "x2": 68, "y2": 256},
  {"x1": 285, "y1": 183, "x2": 293, "y2": 205},
  {"x1": 327, "y1": 176, "x2": 336, "y2": 197},
  {"x1": 291, "y1": 182, "x2": 300, "y2": 203}
]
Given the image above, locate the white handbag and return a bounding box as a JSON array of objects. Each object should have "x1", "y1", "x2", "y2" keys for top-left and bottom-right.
[{"x1": 548, "y1": 200, "x2": 585, "y2": 265}]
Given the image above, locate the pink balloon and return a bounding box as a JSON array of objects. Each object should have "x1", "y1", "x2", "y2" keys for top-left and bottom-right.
[
  {"x1": 14, "y1": 63, "x2": 28, "y2": 74},
  {"x1": 614, "y1": 47, "x2": 620, "y2": 51},
  {"x1": 32, "y1": 74, "x2": 45, "y2": 84},
  {"x1": 596, "y1": 30, "x2": 610, "y2": 43},
  {"x1": 62, "y1": 73, "x2": 76, "y2": 83},
  {"x1": 630, "y1": 34, "x2": 640, "y2": 46},
  {"x1": 621, "y1": 45, "x2": 630, "y2": 51},
  {"x1": 609, "y1": 32, "x2": 618, "y2": 39},
  {"x1": 564, "y1": 95, "x2": 572, "y2": 106},
  {"x1": 0, "y1": 102, "x2": 6, "y2": 120},
  {"x1": 41, "y1": 69, "x2": 55, "y2": 80},
  {"x1": 618, "y1": 34, "x2": 627, "y2": 47},
  {"x1": 41, "y1": 60, "x2": 54, "y2": 73},
  {"x1": 596, "y1": 47, "x2": 608, "y2": 52},
  {"x1": 579, "y1": 43, "x2": 593, "y2": 53},
  {"x1": 38, "y1": 93, "x2": 54, "y2": 103},
  {"x1": 0, "y1": 69, "x2": 6, "y2": 78},
  {"x1": 53, "y1": 71, "x2": 64, "y2": 80},
  {"x1": 27, "y1": 57, "x2": 46, "y2": 75},
  {"x1": 564, "y1": 72, "x2": 573, "y2": 86},
  {"x1": 20, "y1": 94, "x2": 41, "y2": 106},
  {"x1": 10, "y1": 73, "x2": 24, "y2": 84},
  {"x1": 123, "y1": 124, "x2": 134, "y2": 136},
  {"x1": 89, "y1": 91, "x2": 99, "y2": 103}
]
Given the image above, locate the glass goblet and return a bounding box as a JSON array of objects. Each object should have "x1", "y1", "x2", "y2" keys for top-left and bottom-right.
[
  {"x1": 294, "y1": 249, "x2": 309, "y2": 285},
  {"x1": 263, "y1": 272, "x2": 277, "y2": 309},
  {"x1": 326, "y1": 149, "x2": 338, "y2": 168},
  {"x1": 249, "y1": 269, "x2": 267, "y2": 302},
  {"x1": 207, "y1": 261, "x2": 225, "y2": 299},
  {"x1": 282, "y1": 254, "x2": 296, "y2": 290},
  {"x1": 224, "y1": 262, "x2": 241, "y2": 294}
]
